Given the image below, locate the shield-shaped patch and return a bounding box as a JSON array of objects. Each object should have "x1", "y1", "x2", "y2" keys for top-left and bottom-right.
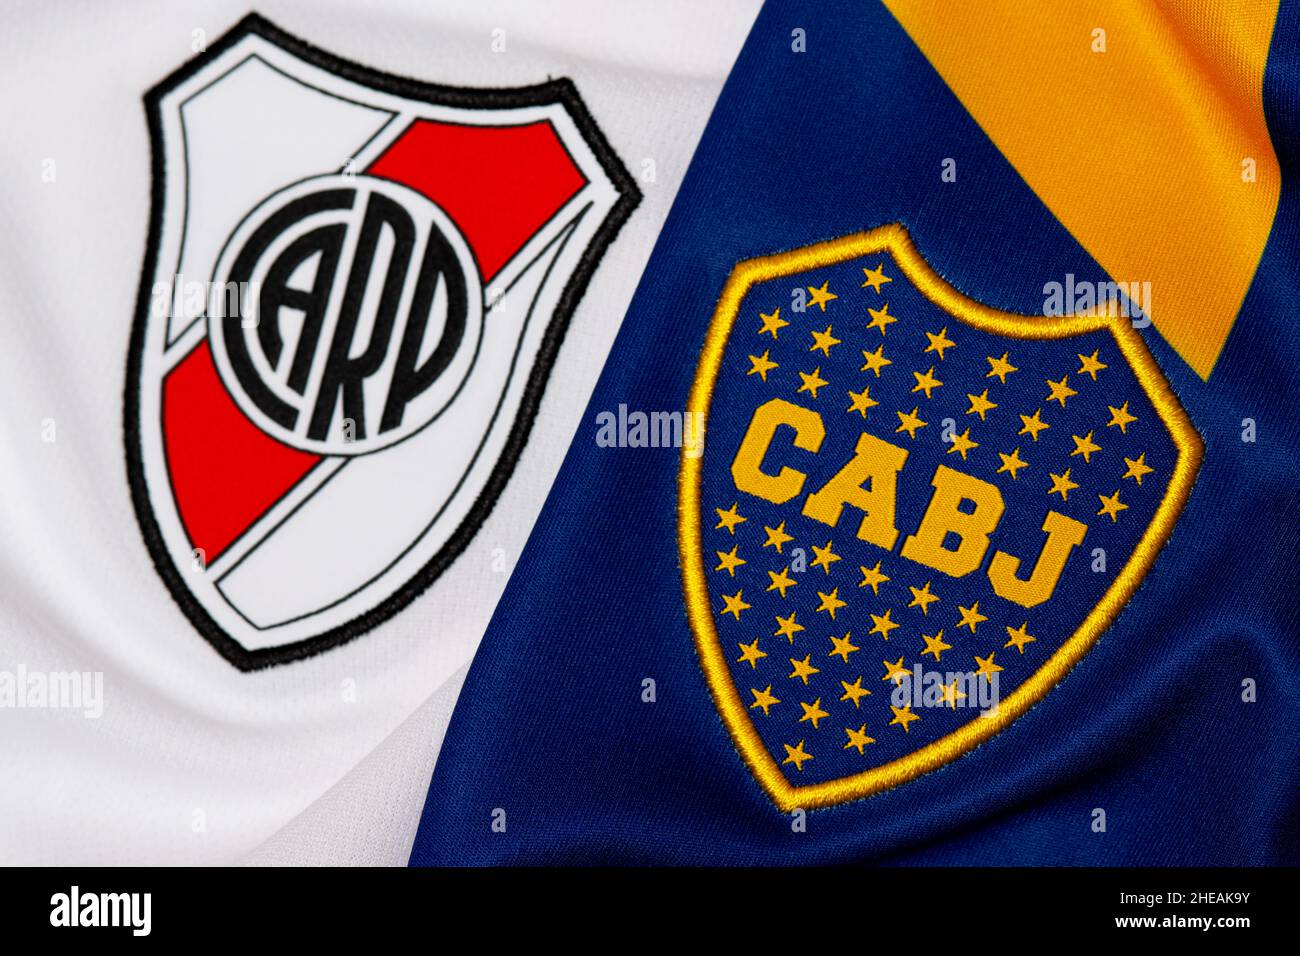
[
  {"x1": 680, "y1": 225, "x2": 1201, "y2": 809},
  {"x1": 126, "y1": 15, "x2": 637, "y2": 669}
]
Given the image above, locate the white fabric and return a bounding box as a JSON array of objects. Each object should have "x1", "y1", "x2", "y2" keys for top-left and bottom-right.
[
  {"x1": 0, "y1": 0, "x2": 759, "y2": 865},
  {"x1": 240, "y1": 664, "x2": 468, "y2": 867}
]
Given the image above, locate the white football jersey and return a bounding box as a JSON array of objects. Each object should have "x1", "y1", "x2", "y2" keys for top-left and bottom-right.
[{"x1": 0, "y1": 0, "x2": 759, "y2": 865}]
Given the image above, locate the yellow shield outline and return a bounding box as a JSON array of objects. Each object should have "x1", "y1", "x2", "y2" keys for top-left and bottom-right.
[{"x1": 678, "y1": 224, "x2": 1203, "y2": 811}]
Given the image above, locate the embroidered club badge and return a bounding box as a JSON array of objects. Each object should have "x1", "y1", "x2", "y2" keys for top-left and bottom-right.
[
  {"x1": 126, "y1": 15, "x2": 638, "y2": 668},
  {"x1": 680, "y1": 225, "x2": 1201, "y2": 809}
]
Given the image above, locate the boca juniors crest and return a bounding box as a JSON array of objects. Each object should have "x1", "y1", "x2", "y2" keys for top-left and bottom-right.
[
  {"x1": 126, "y1": 15, "x2": 637, "y2": 668},
  {"x1": 680, "y1": 225, "x2": 1201, "y2": 809}
]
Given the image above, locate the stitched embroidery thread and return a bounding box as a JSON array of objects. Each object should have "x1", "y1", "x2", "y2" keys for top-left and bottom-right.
[{"x1": 679, "y1": 225, "x2": 1201, "y2": 810}]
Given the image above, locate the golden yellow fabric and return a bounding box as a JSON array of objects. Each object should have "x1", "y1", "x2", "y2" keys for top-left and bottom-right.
[{"x1": 883, "y1": 0, "x2": 1282, "y2": 379}]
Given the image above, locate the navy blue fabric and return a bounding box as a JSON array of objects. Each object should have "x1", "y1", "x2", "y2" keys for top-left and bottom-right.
[{"x1": 410, "y1": 0, "x2": 1300, "y2": 864}]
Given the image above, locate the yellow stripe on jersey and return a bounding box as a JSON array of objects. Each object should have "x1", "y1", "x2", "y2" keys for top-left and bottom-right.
[{"x1": 884, "y1": 0, "x2": 1283, "y2": 379}]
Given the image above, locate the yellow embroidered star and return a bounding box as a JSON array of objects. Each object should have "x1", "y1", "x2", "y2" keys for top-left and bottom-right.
[
  {"x1": 714, "y1": 545, "x2": 746, "y2": 577},
  {"x1": 1107, "y1": 401, "x2": 1138, "y2": 433},
  {"x1": 1077, "y1": 349, "x2": 1109, "y2": 381},
  {"x1": 720, "y1": 590, "x2": 750, "y2": 620},
  {"x1": 956, "y1": 601, "x2": 987, "y2": 633},
  {"x1": 966, "y1": 389, "x2": 998, "y2": 420},
  {"x1": 1097, "y1": 489, "x2": 1129, "y2": 522},
  {"x1": 1018, "y1": 408, "x2": 1050, "y2": 441},
  {"x1": 974, "y1": 652, "x2": 1004, "y2": 683},
  {"x1": 810, "y1": 325, "x2": 842, "y2": 356},
  {"x1": 861, "y1": 262, "x2": 892, "y2": 293},
  {"x1": 997, "y1": 447, "x2": 1029, "y2": 480},
  {"x1": 789, "y1": 655, "x2": 821, "y2": 685},
  {"x1": 816, "y1": 588, "x2": 847, "y2": 619},
  {"x1": 714, "y1": 502, "x2": 746, "y2": 533},
  {"x1": 858, "y1": 561, "x2": 890, "y2": 594},
  {"x1": 1004, "y1": 621, "x2": 1036, "y2": 654},
  {"x1": 736, "y1": 639, "x2": 767, "y2": 668},
  {"x1": 907, "y1": 581, "x2": 940, "y2": 615},
  {"x1": 938, "y1": 679, "x2": 967, "y2": 709},
  {"x1": 810, "y1": 540, "x2": 841, "y2": 574},
  {"x1": 782, "y1": 739, "x2": 814, "y2": 771},
  {"x1": 895, "y1": 406, "x2": 928, "y2": 439},
  {"x1": 912, "y1": 366, "x2": 943, "y2": 398},
  {"x1": 1048, "y1": 468, "x2": 1079, "y2": 501},
  {"x1": 1070, "y1": 431, "x2": 1102, "y2": 463},
  {"x1": 947, "y1": 427, "x2": 978, "y2": 460},
  {"x1": 1122, "y1": 453, "x2": 1154, "y2": 485},
  {"x1": 1045, "y1": 375, "x2": 1078, "y2": 407},
  {"x1": 774, "y1": 612, "x2": 805, "y2": 643},
  {"x1": 762, "y1": 521, "x2": 794, "y2": 553},
  {"x1": 828, "y1": 632, "x2": 860, "y2": 663},
  {"x1": 747, "y1": 350, "x2": 778, "y2": 381},
  {"x1": 847, "y1": 385, "x2": 879, "y2": 418},
  {"x1": 866, "y1": 303, "x2": 898, "y2": 335},
  {"x1": 766, "y1": 566, "x2": 798, "y2": 598},
  {"x1": 758, "y1": 307, "x2": 788, "y2": 339},
  {"x1": 869, "y1": 608, "x2": 901, "y2": 640},
  {"x1": 840, "y1": 677, "x2": 871, "y2": 707},
  {"x1": 806, "y1": 281, "x2": 837, "y2": 312},
  {"x1": 889, "y1": 703, "x2": 920, "y2": 732},
  {"x1": 844, "y1": 724, "x2": 876, "y2": 754},
  {"x1": 797, "y1": 366, "x2": 829, "y2": 398},
  {"x1": 799, "y1": 698, "x2": 830, "y2": 729},
  {"x1": 920, "y1": 630, "x2": 951, "y2": 662},
  {"x1": 860, "y1": 343, "x2": 892, "y2": 376},
  {"x1": 986, "y1": 351, "x2": 1018, "y2": 384},
  {"x1": 750, "y1": 685, "x2": 780, "y2": 715},
  {"x1": 924, "y1": 327, "x2": 956, "y2": 359},
  {"x1": 881, "y1": 656, "x2": 911, "y2": 683}
]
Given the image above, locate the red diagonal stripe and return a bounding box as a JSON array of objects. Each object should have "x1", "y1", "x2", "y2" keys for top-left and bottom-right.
[
  {"x1": 366, "y1": 119, "x2": 587, "y2": 282},
  {"x1": 163, "y1": 340, "x2": 321, "y2": 561}
]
